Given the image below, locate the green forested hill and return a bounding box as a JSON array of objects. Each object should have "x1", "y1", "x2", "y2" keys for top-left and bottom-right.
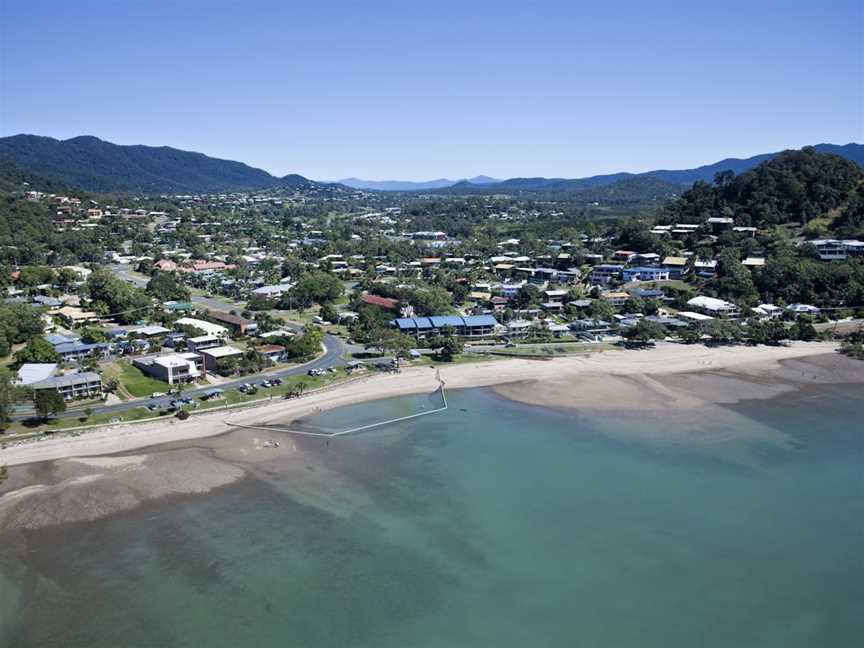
[
  {"x1": 0, "y1": 134, "x2": 311, "y2": 194},
  {"x1": 658, "y1": 147, "x2": 864, "y2": 236}
]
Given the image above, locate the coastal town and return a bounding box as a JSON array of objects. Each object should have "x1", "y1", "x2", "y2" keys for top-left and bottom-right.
[
  {"x1": 2, "y1": 3, "x2": 863, "y2": 645},
  {"x1": 0, "y1": 147, "x2": 861, "y2": 440}
]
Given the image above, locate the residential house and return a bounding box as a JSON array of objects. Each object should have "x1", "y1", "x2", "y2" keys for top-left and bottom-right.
[
  {"x1": 661, "y1": 256, "x2": 689, "y2": 280},
  {"x1": 686, "y1": 296, "x2": 741, "y2": 318},
  {"x1": 808, "y1": 239, "x2": 864, "y2": 261},
  {"x1": 255, "y1": 344, "x2": 286, "y2": 363},
  {"x1": 54, "y1": 341, "x2": 110, "y2": 363},
  {"x1": 57, "y1": 306, "x2": 99, "y2": 326},
  {"x1": 187, "y1": 335, "x2": 223, "y2": 352},
  {"x1": 31, "y1": 371, "x2": 103, "y2": 400},
  {"x1": 706, "y1": 217, "x2": 734, "y2": 233},
  {"x1": 17, "y1": 363, "x2": 59, "y2": 386},
  {"x1": 199, "y1": 345, "x2": 245, "y2": 371},
  {"x1": 601, "y1": 291, "x2": 630, "y2": 307},
  {"x1": 206, "y1": 311, "x2": 258, "y2": 336},
  {"x1": 133, "y1": 353, "x2": 203, "y2": 384},
  {"x1": 175, "y1": 317, "x2": 228, "y2": 338},
  {"x1": 752, "y1": 304, "x2": 783, "y2": 320},
  {"x1": 252, "y1": 284, "x2": 294, "y2": 298},
  {"x1": 621, "y1": 267, "x2": 670, "y2": 282},
  {"x1": 589, "y1": 264, "x2": 624, "y2": 285},
  {"x1": 693, "y1": 259, "x2": 718, "y2": 278},
  {"x1": 786, "y1": 303, "x2": 821, "y2": 317},
  {"x1": 361, "y1": 293, "x2": 400, "y2": 311}
]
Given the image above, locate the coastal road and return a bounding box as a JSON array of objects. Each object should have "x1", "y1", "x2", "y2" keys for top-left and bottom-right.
[
  {"x1": 13, "y1": 265, "x2": 347, "y2": 423},
  {"x1": 12, "y1": 333, "x2": 345, "y2": 423}
]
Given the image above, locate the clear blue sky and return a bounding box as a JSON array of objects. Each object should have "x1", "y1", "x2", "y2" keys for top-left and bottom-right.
[{"x1": 1, "y1": 0, "x2": 861, "y2": 181}]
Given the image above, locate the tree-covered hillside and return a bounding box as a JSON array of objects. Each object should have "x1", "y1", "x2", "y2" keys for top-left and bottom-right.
[
  {"x1": 0, "y1": 135, "x2": 312, "y2": 194},
  {"x1": 658, "y1": 147, "x2": 864, "y2": 235}
]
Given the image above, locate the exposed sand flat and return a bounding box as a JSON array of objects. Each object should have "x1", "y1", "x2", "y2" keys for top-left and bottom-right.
[
  {"x1": 0, "y1": 341, "x2": 859, "y2": 532},
  {"x1": 0, "y1": 449, "x2": 245, "y2": 530},
  {"x1": 0, "y1": 341, "x2": 854, "y2": 469}
]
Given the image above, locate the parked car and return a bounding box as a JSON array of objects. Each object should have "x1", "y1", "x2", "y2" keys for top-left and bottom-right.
[
  {"x1": 270, "y1": 378, "x2": 283, "y2": 386},
  {"x1": 151, "y1": 392, "x2": 166, "y2": 399}
]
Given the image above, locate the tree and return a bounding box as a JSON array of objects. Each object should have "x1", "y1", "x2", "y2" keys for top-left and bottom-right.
[
  {"x1": 703, "y1": 319, "x2": 742, "y2": 344},
  {"x1": 146, "y1": 271, "x2": 190, "y2": 302},
  {"x1": 623, "y1": 320, "x2": 666, "y2": 344},
  {"x1": 678, "y1": 328, "x2": 702, "y2": 344},
  {"x1": 33, "y1": 389, "x2": 66, "y2": 421},
  {"x1": 438, "y1": 336, "x2": 463, "y2": 361},
  {"x1": 514, "y1": 284, "x2": 540, "y2": 309},
  {"x1": 0, "y1": 370, "x2": 17, "y2": 431},
  {"x1": 284, "y1": 271, "x2": 344, "y2": 310},
  {"x1": 319, "y1": 303, "x2": 338, "y2": 324},
  {"x1": 56, "y1": 267, "x2": 82, "y2": 291},
  {"x1": 247, "y1": 294, "x2": 274, "y2": 311},
  {"x1": 80, "y1": 326, "x2": 107, "y2": 343},
  {"x1": 589, "y1": 299, "x2": 615, "y2": 320},
  {"x1": 176, "y1": 408, "x2": 190, "y2": 420},
  {"x1": 790, "y1": 319, "x2": 818, "y2": 341},
  {"x1": 13, "y1": 337, "x2": 61, "y2": 368},
  {"x1": 747, "y1": 320, "x2": 789, "y2": 346},
  {"x1": 840, "y1": 330, "x2": 864, "y2": 360},
  {"x1": 0, "y1": 465, "x2": 7, "y2": 483},
  {"x1": 87, "y1": 268, "x2": 152, "y2": 323}
]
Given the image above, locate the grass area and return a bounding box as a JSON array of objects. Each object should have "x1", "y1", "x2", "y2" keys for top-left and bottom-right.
[
  {"x1": 621, "y1": 279, "x2": 694, "y2": 292},
  {"x1": 478, "y1": 342, "x2": 617, "y2": 357},
  {"x1": 1, "y1": 370, "x2": 356, "y2": 438},
  {"x1": 409, "y1": 352, "x2": 506, "y2": 366},
  {"x1": 0, "y1": 342, "x2": 26, "y2": 368},
  {"x1": 272, "y1": 306, "x2": 322, "y2": 327},
  {"x1": 102, "y1": 361, "x2": 173, "y2": 398},
  {"x1": 1, "y1": 405, "x2": 153, "y2": 437}
]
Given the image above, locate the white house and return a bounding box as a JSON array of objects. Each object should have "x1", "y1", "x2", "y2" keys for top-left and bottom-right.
[{"x1": 687, "y1": 296, "x2": 741, "y2": 319}]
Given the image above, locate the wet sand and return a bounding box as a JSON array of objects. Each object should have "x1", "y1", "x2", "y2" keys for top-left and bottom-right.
[{"x1": 0, "y1": 342, "x2": 861, "y2": 533}]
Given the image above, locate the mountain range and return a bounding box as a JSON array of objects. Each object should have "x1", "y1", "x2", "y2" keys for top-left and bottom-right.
[
  {"x1": 338, "y1": 176, "x2": 500, "y2": 191},
  {"x1": 433, "y1": 143, "x2": 864, "y2": 196},
  {"x1": 0, "y1": 134, "x2": 861, "y2": 201},
  {"x1": 0, "y1": 134, "x2": 315, "y2": 194}
]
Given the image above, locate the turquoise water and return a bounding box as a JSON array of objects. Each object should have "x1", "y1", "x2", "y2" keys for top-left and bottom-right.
[{"x1": 1, "y1": 386, "x2": 862, "y2": 647}]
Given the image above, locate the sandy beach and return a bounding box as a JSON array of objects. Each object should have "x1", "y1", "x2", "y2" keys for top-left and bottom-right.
[
  {"x1": 0, "y1": 341, "x2": 856, "y2": 469},
  {"x1": 1, "y1": 341, "x2": 862, "y2": 531}
]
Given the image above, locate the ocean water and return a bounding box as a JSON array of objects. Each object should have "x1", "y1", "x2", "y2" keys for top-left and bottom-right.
[{"x1": 1, "y1": 385, "x2": 862, "y2": 647}]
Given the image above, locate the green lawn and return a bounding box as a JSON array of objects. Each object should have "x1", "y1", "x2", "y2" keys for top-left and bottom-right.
[
  {"x1": 478, "y1": 342, "x2": 617, "y2": 357},
  {"x1": 103, "y1": 361, "x2": 172, "y2": 398},
  {"x1": 621, "y1": 279, "x2": 694, "y2": 292}
]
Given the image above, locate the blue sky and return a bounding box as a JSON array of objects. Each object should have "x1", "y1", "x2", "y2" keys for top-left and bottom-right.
[{"x1": 1, "y1": 0, "x2": 861, "y2": 180}]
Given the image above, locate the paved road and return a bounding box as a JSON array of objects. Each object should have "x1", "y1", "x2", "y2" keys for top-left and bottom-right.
[
  {"x1": 21, "y1": 263, "x2": 346, "y2": 423},
  {"x1": 13, "y1": 332, "x2": 345, "y2": 423},
  {"x1": 112, "y1": 265, "x2": 243, "y2": 314}
]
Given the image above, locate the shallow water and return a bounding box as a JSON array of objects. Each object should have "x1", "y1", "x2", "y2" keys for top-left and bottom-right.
[{"x1": 1, "y1": 386, "x2": 862, "y2": 647}]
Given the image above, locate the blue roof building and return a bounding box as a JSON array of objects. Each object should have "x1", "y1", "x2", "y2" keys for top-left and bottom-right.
[{"x1": 391, "y1": 314, "x2": 498, "y2": 338}]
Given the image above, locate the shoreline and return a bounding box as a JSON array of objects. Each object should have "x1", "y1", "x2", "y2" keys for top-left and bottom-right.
[
  {"x1": 0, "y1": 341, "x2": 856, "y2": 469},
  {"x1": 1, "y1": 341, "x2": 861, "y2": 531}
]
